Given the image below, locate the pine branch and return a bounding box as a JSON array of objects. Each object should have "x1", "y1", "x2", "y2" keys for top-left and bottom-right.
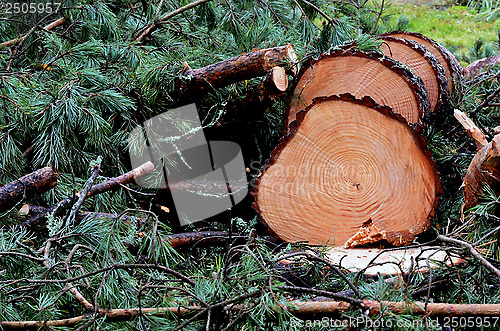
[
  {"x1": 0, "y1": 18, "x2": 65, "y2": 48},
  {"x1": 17, "y1": 162, "x2": 154, "y2": 228},
  {"x1": 4, "y1": 298, "x2": 500, "y2": 329},
  {"x1": 437, "y1": 234, "x2": 500, "y2": 279},
  {"x1": 134, "y1": 0, "x2": 215, "y2": 42}
]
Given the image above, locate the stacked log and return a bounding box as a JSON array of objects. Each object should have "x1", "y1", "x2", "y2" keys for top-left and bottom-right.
[
  {"x1": 253, "y1": 94, "x2": 441, "y2": 247},
  {"x1": 254, "y1": 33, "x2": 463, "y2": 248}
]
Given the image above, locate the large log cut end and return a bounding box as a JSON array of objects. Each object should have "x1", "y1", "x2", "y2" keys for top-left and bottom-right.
[
  {"x1": 382, "y1": 31, "x2": 463, "y2": 94},
  {"x1": 286, "y1": 48, "x2": 429, "y2": 131},
  {"x1": 380, "y1": 36, "x2": 449, "y2": 113},
  {"x1": 253, "y1": 94, "x2": 441, "y2": 247},
  {"x1": 463, "y1": 134, "x2": 500, "y2": 212}
]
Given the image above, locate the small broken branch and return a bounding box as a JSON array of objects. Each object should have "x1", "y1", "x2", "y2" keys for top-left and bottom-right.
[
  {"x1": 0, "y1": 167, "x2": 58, "y2": 213},
  {"x1": 18, "y1": 162, "x2": 154, "y2": 228},
  {"x1": 437, "y1": 234, "x2": 500, "y2": 279},
  {"x1": 454, "y1": 109, "x2": 487, "y2": 149},
  {"x1": 165, "y1": 45, "x2": 297, "y2": 107},
  {"x1": 0, "y1": 17, "x2": 65, "y2": 48}
]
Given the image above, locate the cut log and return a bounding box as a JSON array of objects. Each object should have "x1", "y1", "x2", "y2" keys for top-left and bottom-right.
[
  {"x1": 253, "y1": 94, "x2": 441, "y2": 246},
  {"x1": 166, "y1": 45, "x2": 297, "y2": 107},
  {"x1": 463, "y1": 134, "x2": 500, "y2": 212},
  {"x1": 382, "y1": 31, "x2": 462, "y2": 93},
  {"x1": 380, "y1": 36, "x2": 449, "y2": 113},
  {"x1": 464, "y1": 54, "x2": 500, "y2": 80},
  {"x1": 0, "y1": 167, "x2": 58, "y2": 212},
  {"x1": 286, "y1": 48, "x2": 429, "y2": 131}
]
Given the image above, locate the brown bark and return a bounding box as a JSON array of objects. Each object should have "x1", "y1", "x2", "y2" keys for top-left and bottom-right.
[
  {"x1": 0, "y1": 167, "x2": 58, "y2": 212},
  {"x1": 464, "y1": 54, "x2": 500, "y2": 80},
  {"x1": 3, "y1": 299, "x2": 500, "y2": 328},
  {"x1": 286, "y1": 47, "x2": 429, "y2": 131},
  {"x1": 382, "y1": 31, "x2": 463, "y2": 94},
  {"x1": 380, "y1": 36, "x2": 449, "y2": 113},
  {"x1": 18, "y1": 162, "x2": 154, "y2": 228},
  {"x1": 463, "y1": 134, "x2": 500, "y2": 211},
  {"x1": 165, "y1": 45, "x2": 297, "y2": 107},
  {"x1": 253, "y1": 94, "x2": 441, "y2": 247}
]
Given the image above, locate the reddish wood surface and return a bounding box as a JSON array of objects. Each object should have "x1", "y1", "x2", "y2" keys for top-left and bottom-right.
[
  {"x1": 286, "y1": 48, "x2": 429, "y2": 130},
  {"x1": 254, "y1": 94, "x2": 441, "y2": 247},
  {"x1": 383, "y1": 31, "x2": 463, "y2": 93},
  {"x1": 380, "y1": 36, "x2": 449, "y2": 113}
]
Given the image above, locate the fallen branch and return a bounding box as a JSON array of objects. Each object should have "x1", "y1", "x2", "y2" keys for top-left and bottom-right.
[
  {"x1": 0, "y1": 17, "x2": 65, "y2": 48},
  {"x1": 0, "y1": 167, "x2": 58, "y2": 213},
  {"x1": 4, "y1": 299, "x2": 500, "y2": 329},
  {"x1": 164, "y1": 44, "x2": 297, "y2": 107},
  {"x1": 18, "y1": 162, "x2": 154, "y2": 228}
]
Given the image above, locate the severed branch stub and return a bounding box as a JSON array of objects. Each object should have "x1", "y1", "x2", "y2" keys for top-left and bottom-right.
[
  {"x1": 165, "y1": 45, "x2": 297, "y2": 107},
  {"x1": 0, "y1": 167, "x2": 58, "y2": 213}
]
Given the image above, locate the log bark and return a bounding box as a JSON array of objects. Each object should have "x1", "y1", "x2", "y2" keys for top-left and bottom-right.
[
  {"x1": 165, "y1": 45, "x2": 297, "y2": 107},
  {"x1": 0, "y1": 167, "x2": 58, "y2": 212},
  {"x1": 464, "y1": 54, "x2": 500, "y2": 80},
  {"x1": 286, "y1": 48, "x2": 429, "y2": 131},
  {"x1": 382, "y1": 31, "x2": 463, "y2": 94},
  {"x1": 380, "y1": 36, "x2": 449, "y2": 113},
  {"x1": 463, "y1": 134, "x2": 500, "y2": 211},
  {"x1": 18, "y1": 162, "x2": 154, "y2": 228},
  {"x1": 253, "y1": 94, "x2": 441, "y2": 246}
]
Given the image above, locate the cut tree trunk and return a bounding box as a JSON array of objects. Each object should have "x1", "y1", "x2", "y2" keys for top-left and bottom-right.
[
  {"x1": 463, "y1": 134, "x2": 500, "y2": 212},
  {"x1": 0, "y1": 167, "x2": 58, "y2": 212},
  {"x1": 382, "y1": 31, "x2": 463, "y2": 94},
  {"x1": 165, "y1": 45, "x2": 297, "y2": 107},
  {"x1": 253, "y1": 94, "x2": 441, "y2": 247},
  {"x1": 380, "y1": 36, "x2": 448, "y2": 113},
  {"x1": 464, "y1": 54, "x2": 500, "y2": 80},
  {"x1": 286, "y1": 48, "x2": 429, "y2": 131}
]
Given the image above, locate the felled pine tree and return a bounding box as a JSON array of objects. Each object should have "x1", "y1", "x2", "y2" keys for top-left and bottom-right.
[{"x1": 0, "y1": 1, "x2": 408, "y2": 329}]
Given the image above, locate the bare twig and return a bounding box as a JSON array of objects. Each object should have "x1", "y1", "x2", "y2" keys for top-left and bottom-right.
[
  {"x1": 437, "y1": 234, "x2": 500, "y2": 279},
  {"x1": 134, "y1": 0, "x2": 215, "y2": 42}
]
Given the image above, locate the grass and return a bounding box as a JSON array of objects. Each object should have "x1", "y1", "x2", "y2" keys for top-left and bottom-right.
[{"x1": 386, "y1": 1, "x2": 499, "y2": 52}]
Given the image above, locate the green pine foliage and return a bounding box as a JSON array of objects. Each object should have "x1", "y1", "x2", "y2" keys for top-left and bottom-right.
[{"x1": 1, "y1": 0, "x2": 500, "y2": 329}]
